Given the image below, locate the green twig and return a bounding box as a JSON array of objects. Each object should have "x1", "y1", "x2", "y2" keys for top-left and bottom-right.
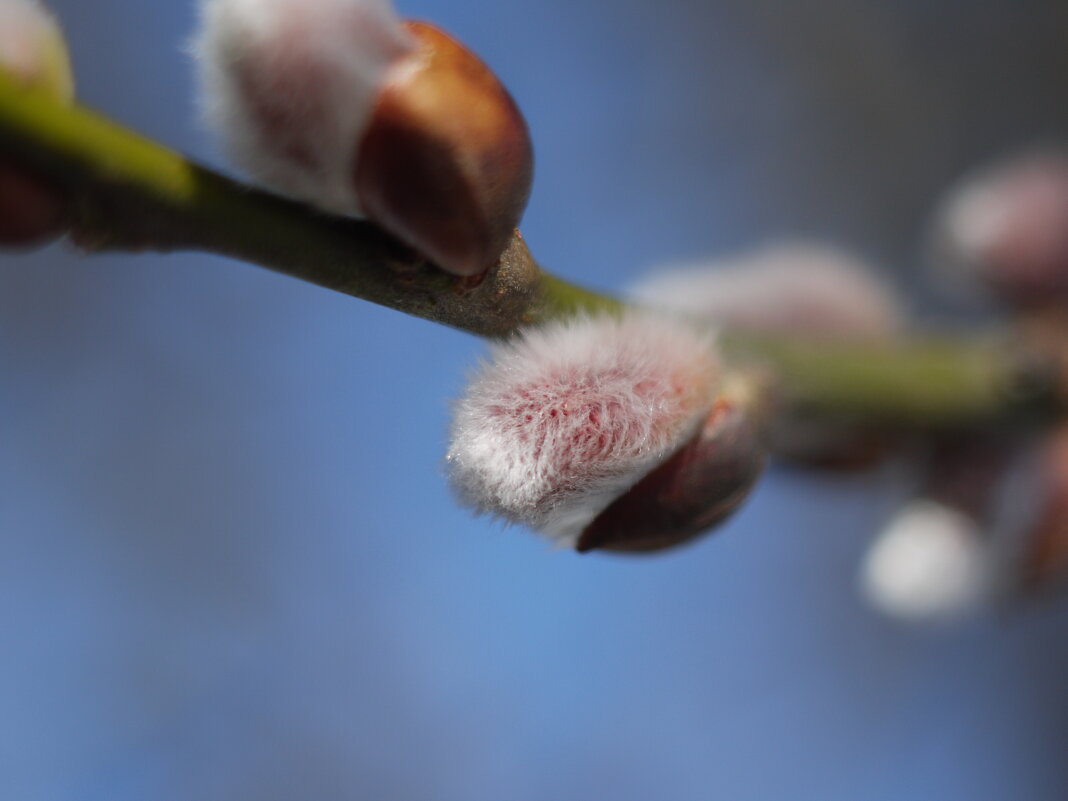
[
  {"x1": 0, "y1": 72, "x2": 1059, "y2": 428},
  {"x1": 0, "y1": 71, "x2": 619, "y2": 337}
]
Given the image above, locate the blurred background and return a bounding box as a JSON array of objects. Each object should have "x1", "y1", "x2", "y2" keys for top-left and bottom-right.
[{"x1": 2, "y1": 0, "x2": 1068, "y2": 799}]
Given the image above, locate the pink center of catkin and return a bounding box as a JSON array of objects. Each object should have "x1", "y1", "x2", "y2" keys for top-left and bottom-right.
[{"x1": 485, "y1": 362, "x2": 700, "y2": 489}]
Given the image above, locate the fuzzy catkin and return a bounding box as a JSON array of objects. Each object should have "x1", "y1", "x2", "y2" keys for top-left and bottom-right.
[{"x1": 448, "y1": 313, "x2": 720, "y2": 546}]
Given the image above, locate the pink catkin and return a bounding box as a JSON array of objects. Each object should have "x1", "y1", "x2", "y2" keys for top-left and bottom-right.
[{"x1": 448, "y1": 313, "x2": 720, "y2": 546}]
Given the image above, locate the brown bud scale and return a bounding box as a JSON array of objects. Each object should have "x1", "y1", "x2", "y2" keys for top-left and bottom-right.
[
  {"x1": 354, "y1": 21, "x2": 533, "y2": 277},
  {"x1": 577, "y1": 381, "x2": 766, "y2": 553}
]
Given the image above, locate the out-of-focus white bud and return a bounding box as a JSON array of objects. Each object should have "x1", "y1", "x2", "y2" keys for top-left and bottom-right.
[
  {"x1": 0, "y1": 0, "x2": 72, "y2": 248},
  {"x1": 861, "y1": 499, "x2": 989, "y2": 621},
  {"x1": 932, "y1": 150, "x2": 1068, "y2": 307},
  {"x1": 0, "y1": 0, "x2": 73, "y2": 99},
  {"x1": 861, "y1": 438, "x2": 1012, "y2": 620},
  {"x1": 629, "y1": 243, "x2": 904, "y2": 341},
  {"x1": 195, "y1": 0, "x2": 533, "y2": 277},
  {"x1": 447, "y1": 313, "x2": 723, "y2": 549}
]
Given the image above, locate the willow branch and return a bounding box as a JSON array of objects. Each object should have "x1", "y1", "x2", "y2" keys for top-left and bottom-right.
[
  {"x1": 0, "y1": 71, "x2": 618, "y2": 335},
  {"x1": 0, "y1": 71, "x2": 1060, "y2": 428}
]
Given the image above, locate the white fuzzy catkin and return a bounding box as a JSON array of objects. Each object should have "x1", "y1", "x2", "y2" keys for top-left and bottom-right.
[
  {"x1": 195, "y1": 0, "x2": 415, "y2": 213},
  {"x1": 630, "y1": 243, "x2": 903, "y2": 340},
  {"x1": 448, "y1": 313, "x2": 720, "y2": 547},
  {"x1": 860, "y1": 500, "x2": 989, "y2": 621}
]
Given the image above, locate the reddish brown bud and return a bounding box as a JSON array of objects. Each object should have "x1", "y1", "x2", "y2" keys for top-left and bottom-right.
[
  {"x1": 576, "y1": 374, "x2": 766, "y2": 553},
  {"x1": 354, "y1": 21, "x2": 533, "y2": 277}
]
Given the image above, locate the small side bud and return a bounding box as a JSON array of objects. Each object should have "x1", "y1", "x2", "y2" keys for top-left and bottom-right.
[
  {"x1": 0, "y1": 0, "x2": 73, "y2": 248},
  {"x1": 932, "y1": 150, "x2": 1068, "y2": 307},
  {"x1": 629, "y1": 243, "x2": 904, "y2": 341},
  {"x1": 196, "y1": 0, "x2": 532, "y2": 277},
  {"x1": 447, "y1": 313, "x2": 725, "y2": 549}
]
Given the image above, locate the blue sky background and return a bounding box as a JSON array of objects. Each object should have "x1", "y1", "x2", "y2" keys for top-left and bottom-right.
[{"x1": 2, "y1": 1, "x2": 1068, "y2": 799}]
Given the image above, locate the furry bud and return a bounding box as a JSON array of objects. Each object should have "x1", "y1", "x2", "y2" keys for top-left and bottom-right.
[
  {"x1": 196, "y1": 0, "x2": 533, "y2": 277},
  {"x1": 630, "y1": 243, "x2": 903, "y2": 341},
  {"x1": 0, "y1": 0, "x2": 72, "y2": 247},
  {"x1": 447, "y1": 313, "x2": 724, "y2": 549},
  {"x1": 933, "y1": 150, "x2": 1068, "y2": 306}
]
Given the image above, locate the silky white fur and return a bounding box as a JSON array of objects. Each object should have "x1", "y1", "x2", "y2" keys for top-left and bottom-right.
[
  {"x1": 448, "y1": 313, "x2": 720, "y2": 547},
  {"x1": 630, "y1": 243, "x2": 903, "y2": 340},
  {"x1": 195, "y1": 0, "x2": 415, "y2": 213}
]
